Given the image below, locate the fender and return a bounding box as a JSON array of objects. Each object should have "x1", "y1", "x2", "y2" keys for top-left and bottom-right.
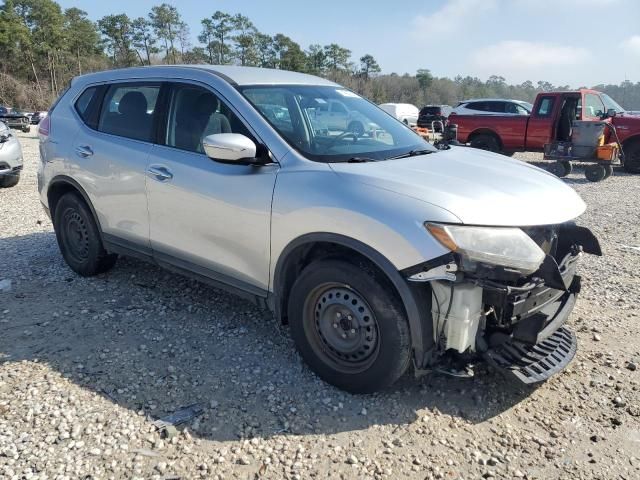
[
  {"x1": 273, "y1": 232, "x2": 434, "y2": 368},
  {"x1": 48, "y1": 175, "x2": 106, "y2": 244}
]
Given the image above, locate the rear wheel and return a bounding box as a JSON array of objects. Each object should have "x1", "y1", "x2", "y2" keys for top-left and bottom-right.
[
  {"x1": 0, "y1": 173, "x2": 20, "y2": 188},
  {"x1": 604, "y1": 164, "x2": 614, "y2": 179},
  {"x1": 53, "y1": 192, "x2": 117, "y2": 276},
  {"x1": 623, "y1": 141, "x2": 640, "y2": 173},
  {"x1": 288, "y1": 259, "x2": 411, "y2": 393},
  {"x1": 549, "y1": 161, "x2": 572, "y2": 177},
  {"x1": 469, "y1": 134, "x2": 500, "y2": 153}
]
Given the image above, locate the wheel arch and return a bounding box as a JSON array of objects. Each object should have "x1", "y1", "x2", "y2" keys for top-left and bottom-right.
[
  {"x1": 272, "y1": 232, "x2": 433, "y2": 366},
  {"x1": 468, "y1": 128, "x2": 503, "y2": 150},
  {"x1": 47, "y1": 175, "x2": 105, "y2": 242}
]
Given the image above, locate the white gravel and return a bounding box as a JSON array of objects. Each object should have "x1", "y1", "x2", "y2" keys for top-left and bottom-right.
[{"x1": 0, "y1": 133, "x2": 639, "y2": 479}]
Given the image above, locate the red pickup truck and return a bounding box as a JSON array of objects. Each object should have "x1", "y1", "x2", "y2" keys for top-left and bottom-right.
[{"x1": 451, "y1": 89, "x2": 640, "y2": 173}]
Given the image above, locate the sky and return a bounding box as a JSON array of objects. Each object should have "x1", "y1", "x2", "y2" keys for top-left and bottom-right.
[{"x1": 56, "y1": 0, "x2": 640, "y2": 87}]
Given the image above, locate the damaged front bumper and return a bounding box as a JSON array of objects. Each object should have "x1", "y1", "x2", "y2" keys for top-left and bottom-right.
[{"x1": 407, "y1": 223, "x2": 601, "y2": 384}]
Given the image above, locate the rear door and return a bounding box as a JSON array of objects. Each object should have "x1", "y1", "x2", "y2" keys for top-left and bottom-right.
[{"x1": 70, "y1": 81, "x2": 160, "y2": 248}]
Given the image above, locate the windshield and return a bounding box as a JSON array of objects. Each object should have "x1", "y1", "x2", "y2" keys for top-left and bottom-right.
[
  {"x1": 518, "y1": 101, "x2": 534, "y2": 112},
  {"x1": 240, "y1": 85, "x2": 434, "y2": 162},
  {"x1": 601, "y1": 93, "x2": 625, "y2": 113}
]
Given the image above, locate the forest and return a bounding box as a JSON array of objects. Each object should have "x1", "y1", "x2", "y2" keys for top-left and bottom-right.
[{"x1": 1, "y1": 0, "x2": 639, "y2": 111}]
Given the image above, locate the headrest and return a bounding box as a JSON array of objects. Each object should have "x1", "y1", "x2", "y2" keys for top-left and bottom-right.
[
  {"x1": 118, "y1": 91, "x2": 148, "y2": 116},
  {"x1": 194, "y1": 92, "x2": 219, "y2": 117}
]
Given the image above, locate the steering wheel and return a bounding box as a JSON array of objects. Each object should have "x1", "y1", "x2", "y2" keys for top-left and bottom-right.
[{"x1": 323, "y1": 131, "x2": 359, "y2": 152}]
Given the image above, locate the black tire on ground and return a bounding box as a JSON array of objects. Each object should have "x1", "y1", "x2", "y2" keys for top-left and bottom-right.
[
  {"x1": 0, "y1": 173, "x2": 20, "y2": 188},
  {"x1": 585, "y1": 164, "x2": 607, "y2": 182},
  {"x1": 288, "y1": 259, "x2": 411, "y2": 394},
  {"x1": 549, "y1": 161, "x2": 572, "y2": 177},
  {"x1": 22, "y1": 126, "x2": 30, "y2": 133},
  {"x1": 469, "y1": 134, "x2": 500, "y2": 153},
  {"x1": 53, "y1": 192, "x2": 117, "y2": 276},
  {"x1": 347, "y1": 121, "x2": 365, "y2": 137},
  {"x1": 623, "y1": 141, "x2": 640, "y2": 174},
  {"x1": 604, "y1": 164, "x2": 614, "y2": 179}
]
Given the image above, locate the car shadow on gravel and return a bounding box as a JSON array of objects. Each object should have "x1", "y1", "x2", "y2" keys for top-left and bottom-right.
[{"x1": 1, "y1": 232, "x2": 536, "y2": 442}]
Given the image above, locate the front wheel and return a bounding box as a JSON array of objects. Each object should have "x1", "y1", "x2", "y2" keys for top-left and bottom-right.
[
  {"x1": 288, "y1": 260, "x2": 411, "y2": 393},
  {"x1": 585, "y1": 164, "x2": 607, "y2": 182},
  {"x1": 53, "y1": 192, "x2": 118, "y2": 276}
]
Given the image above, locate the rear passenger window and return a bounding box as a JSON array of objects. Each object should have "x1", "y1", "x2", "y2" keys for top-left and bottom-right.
[
  {"x1": 75, "y1": 87, "x2": 97, "y2": 122},
  {"x1": 487, "y1": 102, "x2": 506, "y2": 113},
  {"x1": 467, "y1": 102, "x2": 487, "y2": 111},
  {"x1": 98, "y1": 83, "x2": 160, "y2": 142},
  {"x1": 536, "y1": 97, "x2": 555, "y2": 117}
]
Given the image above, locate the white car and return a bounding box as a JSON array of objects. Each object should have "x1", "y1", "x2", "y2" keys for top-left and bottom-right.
[
  {"x1": 378, "y1": 103, "x2": 419, "y2": 126},
  {"x1": 311, "y1": 98, "x2": 376, "y2": 136},
  {"x1": 452, "y1": 99, "x2": 533, "y2": 116}
]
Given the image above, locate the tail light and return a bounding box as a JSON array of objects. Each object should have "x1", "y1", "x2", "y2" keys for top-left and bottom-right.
[{"x1": 38, "y1": 115, "x2": 50, "y2": 137}]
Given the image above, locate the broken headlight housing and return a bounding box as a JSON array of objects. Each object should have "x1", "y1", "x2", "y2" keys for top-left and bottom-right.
[{"x1": 426, "y1": 223, "x2": 546, "y2": 275}]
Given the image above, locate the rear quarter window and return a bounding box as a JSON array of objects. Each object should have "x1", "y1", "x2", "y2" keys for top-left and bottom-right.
[{"x1": 75, "y1": 87, "x2": 97, "y2": 122}]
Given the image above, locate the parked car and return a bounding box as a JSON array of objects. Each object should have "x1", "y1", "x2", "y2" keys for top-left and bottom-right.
[
  {"x1": 31, "y1": 111, "x2": 48, "y2": 124},
  {"x1": 453, "y1": 89, "x2": 640, "y2": 173},
  {"x1": 417, "y1": 105, "x2": 453, "y2": 131},
  {"x1": 0, "y1": 112, "x2": 31, "y2": 132},
  {"x1": 0, "y1": 106, "x2": 8, "y2": 116},
  {"x1": 38, "y1": 65, "x2": 600, "y2": 393},
  {"x1": 378, "y1": 103, "x2": 419, "y2": 126},
  {"x1": 0, "y1": 120, "x2": 23, "y2": 188},
  {"x1": 452, "y1": 99, "x2": 533, "y2": 116},
  {"x1": 310, "y1": 98, "x2": 376, "y2": 136}
]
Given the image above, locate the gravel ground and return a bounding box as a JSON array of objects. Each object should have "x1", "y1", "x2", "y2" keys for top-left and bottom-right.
[{"x1": 1, "y1": 131, "x2": 639, "y2": 480}]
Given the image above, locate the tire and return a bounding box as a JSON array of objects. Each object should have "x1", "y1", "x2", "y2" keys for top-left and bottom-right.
[
  {"x1": 585, "y1": 164, "x2": 607, "y2": 182},
  {"x1": 288, "y1": 259, "x2": 411, "y2": 393},
  {"x1": 347, "y1": 121, "x2": 365, "y2": 137},
  {"x1": 22, "y1": 126, "x2": 30, "y2": 133},
  {"x1": 53, "y1": 192, "x2": 117, "y2": 276},
  {"x1": 623, "y1": 141, "x2": 640, "y2": 174},
  {"x1": 469, "y1": 134, "x2": 500, "y2": 153},
  {"x1": 0, "y1": 173, "x2": 19, "y2": 188},
  {"x1": 549, "y1": 161, "x2": 572, "y2": 177}
]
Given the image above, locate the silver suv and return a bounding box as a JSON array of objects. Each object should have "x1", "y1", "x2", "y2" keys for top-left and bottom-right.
[{"x1": 38, "y1": 66, "x2": 600, "y2": 393}]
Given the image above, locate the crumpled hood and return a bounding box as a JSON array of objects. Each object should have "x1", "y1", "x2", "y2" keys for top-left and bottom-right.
[{"x1": 329, "y1": 146, "x2": 586, "y2": 226}]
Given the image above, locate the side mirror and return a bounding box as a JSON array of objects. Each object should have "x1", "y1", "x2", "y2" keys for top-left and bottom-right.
[
  {"x1": 202, "y1": 133, "x2": 260, "y2": 164},
  {"x1": 605, "y1": 108, "x2": 617, "y2": 119}
]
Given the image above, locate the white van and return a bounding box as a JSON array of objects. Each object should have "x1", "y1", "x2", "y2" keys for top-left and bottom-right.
[{"x1": 379, "y1": 103, "x2": 419, "y2": 126}]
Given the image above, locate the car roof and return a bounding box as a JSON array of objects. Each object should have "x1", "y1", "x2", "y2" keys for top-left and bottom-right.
[
  {"x1": 72, "y1": 65, "x2": 339, "y2": 87},
  {"x1": 459, "y1": 98, "x2": 531, "y2": 104}
]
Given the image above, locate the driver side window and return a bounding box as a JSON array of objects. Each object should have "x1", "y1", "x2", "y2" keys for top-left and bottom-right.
[
  {"x1": 165, "y1": 83, "x2": 252, "y2": 154},
  {"x1": 584, "y1": 93, "x2": 605, "y2": 119}
]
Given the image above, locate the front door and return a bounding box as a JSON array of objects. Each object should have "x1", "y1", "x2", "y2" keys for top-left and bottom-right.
[{"x1": 145, "y1": 82, "x2": 278, "y2": 294}]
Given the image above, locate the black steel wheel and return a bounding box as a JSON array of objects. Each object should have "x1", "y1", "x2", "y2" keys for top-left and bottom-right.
[
  {"x1": 585, "y1": 164, "x2": 607, "y2": 182},
  {"x1": 288, "y1": 260, "x2": 411, "y2": 393},
  {"x1": 53, "y1": 192, "x2": 117, "y2": 276}
]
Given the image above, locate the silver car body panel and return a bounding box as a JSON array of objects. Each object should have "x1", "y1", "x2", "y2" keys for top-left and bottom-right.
[
  {"x1": 39, "y1": 65, "x2": 587, "y2": 297},
  {"x1": 0, "y1": 122, "x2": 23, "y2": 174}
]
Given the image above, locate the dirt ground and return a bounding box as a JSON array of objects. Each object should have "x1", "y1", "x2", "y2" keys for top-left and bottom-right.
[{"x1": 0, "y1": 131, "x2": 639, "y2": 480}]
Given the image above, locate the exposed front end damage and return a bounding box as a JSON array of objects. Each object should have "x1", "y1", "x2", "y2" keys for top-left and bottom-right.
[{"x1": 407, "y1": 223, "x2": 601, "y2": 384}]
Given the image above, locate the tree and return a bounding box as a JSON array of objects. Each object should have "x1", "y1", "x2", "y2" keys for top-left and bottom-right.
[
  {"x1": 273, "y1": 34, "x2": 306, "y2": 71},
  {"x1": 149, "y1": 3, "x2": 181, "y2": 64},
  {"x1": 305, "y1": 44, "x2": 325, "y2": 74},
  {"x1": 323, "y1": 43, "x2": 351, "y2": 71},
  {"x1": 231, "y1": 14, "x2": 257, "y2": 66},
  {"x1": 359, "y1": 54, "x2": 380, "y2": 79},
  {"x1": 254, "y1": 32, "x2": 276, "y2": 68},
  {"x1": 63, "y1": 8, "x2": 101, "y2": 75},
  {"x1": 131, "y1": 17, "x2": 157, "y2": 65},
  {"x1": 98, "y1": 14, "x2": 136, "y2": 67},
  {"x1": 200, "y1": 11, "x2": 233, "y2": 64},
  {"x1": 416, "y1": 68, "x2": 433, "y2": 90}
]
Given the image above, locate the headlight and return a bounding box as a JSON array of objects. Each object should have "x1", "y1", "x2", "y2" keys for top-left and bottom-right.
[{"x1": 426, "y1": 223, "x2": 546, "y2": 274}]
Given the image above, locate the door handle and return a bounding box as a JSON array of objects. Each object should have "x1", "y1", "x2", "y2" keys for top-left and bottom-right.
[
  {"x1": 147, "y1": 165, "x2": 173, "y2": 182},
  {"x1": 75, "y1": 145, "x2": 93, "y2": 158}
]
